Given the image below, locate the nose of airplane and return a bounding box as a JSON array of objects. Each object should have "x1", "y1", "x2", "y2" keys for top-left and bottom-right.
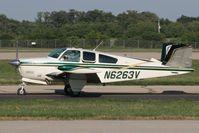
[{"x1": 9, "y1": 60, "x2": 21, "y2": 66}]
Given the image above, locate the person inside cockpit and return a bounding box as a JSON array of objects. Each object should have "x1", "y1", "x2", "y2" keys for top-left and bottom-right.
[{"x1": 61, "y1": 50, "x2": 80, "y2": 62}]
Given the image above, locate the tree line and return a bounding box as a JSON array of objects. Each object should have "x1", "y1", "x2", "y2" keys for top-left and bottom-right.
[{"x1": 1, "y1": 9, "x2": 199, "y2": 43}]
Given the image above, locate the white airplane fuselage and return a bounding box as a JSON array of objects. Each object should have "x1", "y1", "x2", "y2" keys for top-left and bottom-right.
[
  {"x1": 18, "y1": 48, "x2": 192, "y2": 84},
  {"x1": 9, "y1": 46, "x2": 193, "y2": 96}
]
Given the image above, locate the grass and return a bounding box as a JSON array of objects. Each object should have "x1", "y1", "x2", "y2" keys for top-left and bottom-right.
[
  {"x1": 0, "y1": 47, "x2": 199, "y2": 52},
  {"x1": 0, "y1": 99, "x2": 198, "y2": 120},
  {"x1": 0, "y1": 60, "x2": 198, "y2": 85},
  {"x1": 0, "y1": 60, "x2": 21, "y2": 84}
]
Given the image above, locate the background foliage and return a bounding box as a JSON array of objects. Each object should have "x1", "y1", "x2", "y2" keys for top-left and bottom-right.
[{"x1": 1, "y1": 9, "x2": 199, "y2": 42}]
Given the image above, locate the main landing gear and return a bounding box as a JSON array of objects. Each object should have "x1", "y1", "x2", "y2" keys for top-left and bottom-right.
[
  {"x1": 17, "y1": 82, "x2": 26, "y2": 95},
  {"x1": 64, "y1": 85, "x2": 81, "y2": 97},
  {"x1": 64, "y1": 74, "x2": 87, "y2": 97}
]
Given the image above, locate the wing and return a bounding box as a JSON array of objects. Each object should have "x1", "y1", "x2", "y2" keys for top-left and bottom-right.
[{"x1": 46, "y1": 66, "x2": 101, "y2": 83}]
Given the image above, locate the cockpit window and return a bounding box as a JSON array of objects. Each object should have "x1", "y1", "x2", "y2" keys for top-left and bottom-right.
[
  {"x1": 83, "y1": 51, "x2": 96, "y2": 62},
  {"x1": 99, "y1": 54, "x2": 118, "y2": 64},
  {"x1": 48, "y1": 48, "x2": 66, "y2": 58},
  {"x1": 60, "y1": 50, "x2": 80, "y2": 62}
]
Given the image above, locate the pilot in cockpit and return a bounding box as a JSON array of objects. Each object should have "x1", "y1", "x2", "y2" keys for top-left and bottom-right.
[{"x1": 61, "y1": 50, "x2": 80, "y2": 62}]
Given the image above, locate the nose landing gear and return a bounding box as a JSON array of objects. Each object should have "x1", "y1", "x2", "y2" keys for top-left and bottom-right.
[{"x1": 17, "y1": 82, "x2": 26, "y2": 95}]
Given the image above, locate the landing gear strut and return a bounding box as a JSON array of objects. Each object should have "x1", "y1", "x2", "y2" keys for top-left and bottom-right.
[{"x1": 17, "y1": 82, "x2": 26, "y2": 95}]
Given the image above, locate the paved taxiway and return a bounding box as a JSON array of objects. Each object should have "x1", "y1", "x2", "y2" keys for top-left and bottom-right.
[
  {"x1": 0, "y1": 120, "x2": 199, "y2": 133},
  {"x1": 1, "y1": 85, "x2": 199, "y2": 100}
]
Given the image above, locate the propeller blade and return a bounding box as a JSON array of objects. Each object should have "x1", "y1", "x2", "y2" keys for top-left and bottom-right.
[{"x1": 16, "y1": 40, "x2": 19, "y2": 60}]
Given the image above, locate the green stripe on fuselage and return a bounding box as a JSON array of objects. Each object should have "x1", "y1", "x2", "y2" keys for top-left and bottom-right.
[{"x1": 20, "y1": 62, "x2": 194, "y2": 72}]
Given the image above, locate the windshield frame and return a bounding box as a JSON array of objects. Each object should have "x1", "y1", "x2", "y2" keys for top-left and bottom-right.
[{"x1": 48, "y1": 48, "x2": 66, "y2": 59}]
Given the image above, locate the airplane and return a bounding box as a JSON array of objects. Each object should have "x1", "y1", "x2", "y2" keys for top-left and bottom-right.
[{"x1": 9, "y1": 42, "x2": 194, "y2": 96}]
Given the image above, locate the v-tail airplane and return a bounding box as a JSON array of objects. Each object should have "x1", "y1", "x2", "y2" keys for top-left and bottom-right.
[{"x1": 9, "y1": 42, "x2": 194, "y2": 96}]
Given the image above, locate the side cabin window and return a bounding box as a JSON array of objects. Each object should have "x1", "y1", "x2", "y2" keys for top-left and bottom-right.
[
  {"x1": 99, "y1": 54, "x2": 118, "y2": 64},
  {"x1": 83, "y1": 51, "x2": 96, "y2": 63},
  {"x1": 60, "y1": 50, "x2": 80, "y2": 62}
]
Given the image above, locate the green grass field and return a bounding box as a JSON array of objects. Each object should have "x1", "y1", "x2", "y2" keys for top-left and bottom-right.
[
  {"x1": 0, "y1": 60, "x2": 198, "y2": 85},
  {"x1": 0, "y1": 60, "x2": 21, "y2": 84},
  {"x1": 0, "y1": 99, "x2": 198, "y2": 120}
]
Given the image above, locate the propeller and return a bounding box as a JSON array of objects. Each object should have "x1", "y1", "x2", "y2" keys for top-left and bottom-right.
[{"x1": 9, "y1": 40, "x2": 21, "y2": 67}]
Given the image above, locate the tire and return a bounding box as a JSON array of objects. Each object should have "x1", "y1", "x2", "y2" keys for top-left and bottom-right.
[
  {"x1": 17, "y1": 87, "x2": 26, "y2": 95},
  {"x1": 64, "y1": 85, "x2": 80, "y2": 97},
  {"x1": 71, "y1": 91, "x2": 81, "y2": 97},
  {"x1": 64, "y1": 85, "x2": 71, "y2": 95}
]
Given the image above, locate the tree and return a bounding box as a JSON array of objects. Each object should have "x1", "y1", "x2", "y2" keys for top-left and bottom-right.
[
  {"x1": 164, "y1": 23, "x2": 187, "y2": 38},
  {"x1": 83, "y1": 9, "x2": 114, "y2": 23},
  {"x1": 85, "y1": 30, "x2": 108, "y2": 47},
  {"x1": 62, "y1": 23, "x2": 92, "y2": 38},
  {"x1": 4, "y1": 9, "x2": 199, "y2": 42},
  {"x1": 0, "y1": 33, "x2": 14, "y2": 40},
  {"x1": 125, "y1": 22, "x2": 157, "y2": 38},
  {"x1": 103, "y1": 23, "x2": 123, "y2": 38},
  {"x1": 139, "y1": 11, "x2": 158, "y2": 22},
  {"x1": 50, "y1": 11, "x2": 68, "y2": 28},
  {"x1": 185, "y1": 21, "x2": 199, "y2": 32},
  {"x1": 181, "y1": 32, "x2": 199, "y2": 42},
  {"x1": 142, "y1": 31, "x2": 164, "y2": 41},
  {"x1": 177, "y1": 15, "x2": 199, "y2": 23}
]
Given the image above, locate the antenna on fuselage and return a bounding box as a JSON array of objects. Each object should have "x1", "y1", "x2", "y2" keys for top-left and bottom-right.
[
  {"x1": 93, "y1": 41, "x2": 103, "y2": 51},
  {"x1": 16, "y1": 40, "x2": 19, "y2": 60}
]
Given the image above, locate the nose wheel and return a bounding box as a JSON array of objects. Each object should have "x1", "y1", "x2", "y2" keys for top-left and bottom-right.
[{"x1": 17, "y1": 83, "x2": 26, "y2": 95}]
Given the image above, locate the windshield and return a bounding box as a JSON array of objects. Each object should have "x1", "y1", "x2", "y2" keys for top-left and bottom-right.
[
  {"x1": 60, "y1": 50, "x2": 80, "y2": 62},
  {"x1": 48, "y1": 48, "x2": 66, "y2": 58}
]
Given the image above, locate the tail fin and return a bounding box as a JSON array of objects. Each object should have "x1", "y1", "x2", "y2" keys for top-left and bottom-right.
[{"x1": 161, "y1": 43, "x2": 192, "y2": 68}]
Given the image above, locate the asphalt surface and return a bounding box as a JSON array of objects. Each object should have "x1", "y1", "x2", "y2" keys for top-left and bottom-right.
[
  {"x1": 0, "y1": 120, "x2": 199, "y2": 133},
  {"x1": 1, "y1": 85, "x2": 199, "y2": 100}
]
